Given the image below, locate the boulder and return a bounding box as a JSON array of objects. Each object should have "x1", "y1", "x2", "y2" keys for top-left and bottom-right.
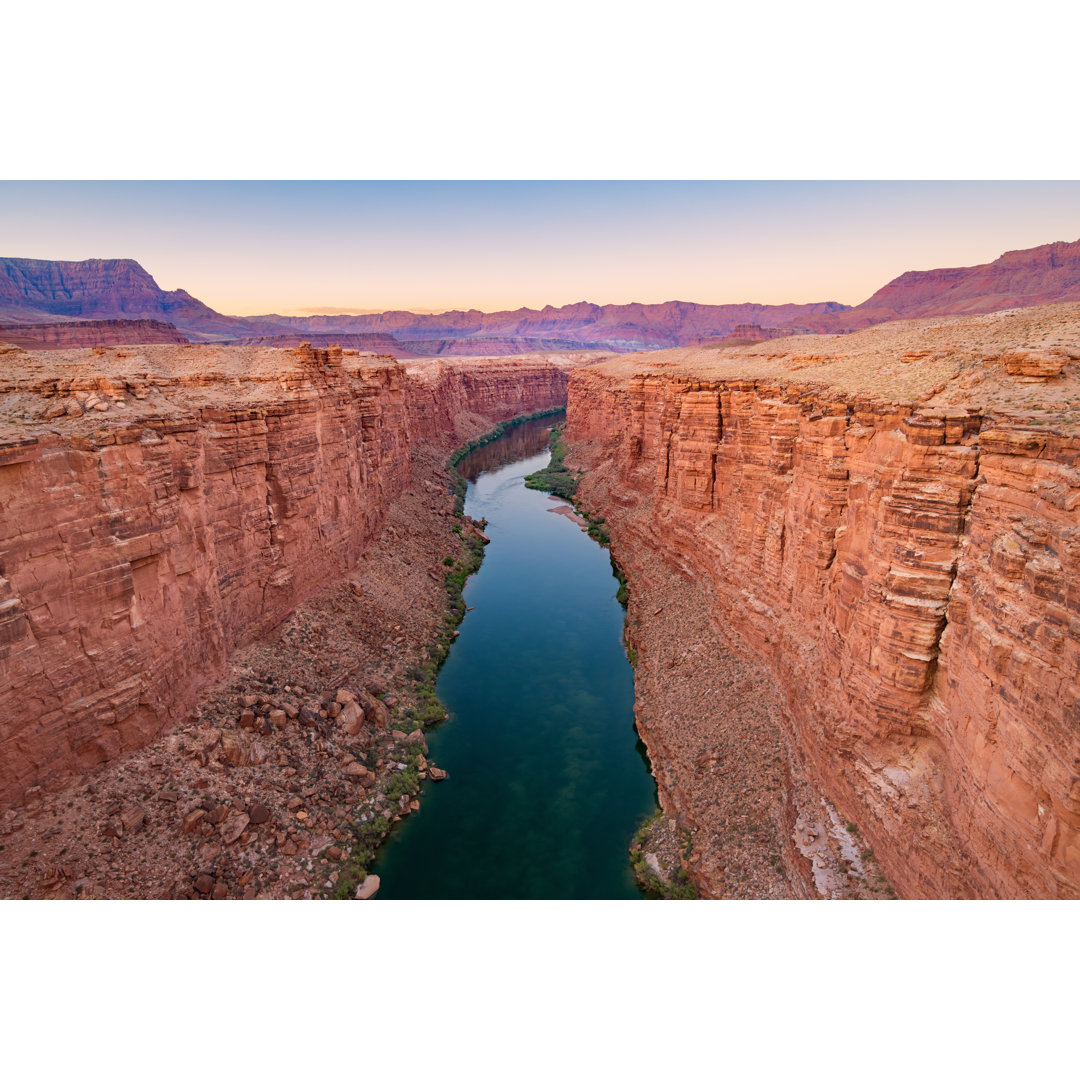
[
  {"x1": 220, "y1": 812, "x2": 250, "y2": 844},
  {"x1": 429, "y1": 766, "x2": 448, "y2": 782},
  {"x1": 361, "y1": 691, "x2": 390, "y2": 728},
  {"x1": 999, "y1": 348, "x2": 1069, "y2": 378},
  {"x1": 339, "y1": 700, "x2": 364, "y2": 735},
  {"x1": 355, "y1": 874, "x2": 380, "y2": 900},
  {"x1": 344, "y1": 761, "x2": 370, "y2": 783},
  {"x1": 220, "y1": 732, "x2": 244, "y2": 766}
]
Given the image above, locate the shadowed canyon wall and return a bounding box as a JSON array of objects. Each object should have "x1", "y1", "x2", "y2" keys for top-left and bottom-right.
[
  {"x1": 566, "y1": 359, "x2": 1079, "y2": 898},
  {"x1": 0, "y1": 345, "x2": 567, "y2": 806}
]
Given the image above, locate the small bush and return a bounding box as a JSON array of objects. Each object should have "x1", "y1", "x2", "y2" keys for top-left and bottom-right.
[{"x1": 524, "y1": 426, "x2": 581, "y2": 498}]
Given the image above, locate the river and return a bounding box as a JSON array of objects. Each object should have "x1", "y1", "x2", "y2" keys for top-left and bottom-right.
[{"x1": 370, "y1": 415, "x2": 657, "y2": 899}]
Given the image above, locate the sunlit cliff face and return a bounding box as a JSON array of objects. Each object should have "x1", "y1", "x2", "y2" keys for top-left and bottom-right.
[
  {"x1": 564, "y1": 305, "x2": 1080, "y2": 899},
  {"x1": 0, "y1": 344, "x2": 570, "y2": 807}
]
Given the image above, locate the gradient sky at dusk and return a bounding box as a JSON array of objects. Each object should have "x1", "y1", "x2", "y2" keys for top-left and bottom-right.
[{"x1": 1, "y1": 181, "x2": 1078, "y2": 316}]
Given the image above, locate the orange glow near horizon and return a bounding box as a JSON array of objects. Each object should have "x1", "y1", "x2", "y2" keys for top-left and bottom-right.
[{"x1": 1, "y1": 181, "x2": 1078, "y2": 316}]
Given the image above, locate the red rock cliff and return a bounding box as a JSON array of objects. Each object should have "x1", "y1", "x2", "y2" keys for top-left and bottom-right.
[
  {"x1": 0, "y1": 343, "x2": 567, "y2": 806},
  {"x1": 566, "y1": 306, "x2": 1080, "y2": 899},
  {"x1": 0, "y1": 319, "x2": 189, "y2": 350}
]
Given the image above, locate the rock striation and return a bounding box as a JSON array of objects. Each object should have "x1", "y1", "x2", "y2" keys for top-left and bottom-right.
[
  {"x1": 0, "y1": 257, "x2": 249, "y2": 340},
  {"x1": 224, "y1": 332, "x2": 415, "y2": 355},
  {"x1": 0, "y1": 319, "x2": 189, "y2": 350},
  {"x1": 0, "y1": 342, "x2": 567, "y2": 807},
  {"x1": 566, "y1": 303, "x2": 1080, "y2": 899}
]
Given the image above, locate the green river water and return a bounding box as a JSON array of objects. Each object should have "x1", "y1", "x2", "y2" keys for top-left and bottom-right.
[{"x1": 370, "y1": 416, "x2": 657, "y2": 899}]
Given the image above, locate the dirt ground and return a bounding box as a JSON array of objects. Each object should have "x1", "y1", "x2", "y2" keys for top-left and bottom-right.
[{"x1": 576, "y1": 471, "x2": 895, "y2": 901}]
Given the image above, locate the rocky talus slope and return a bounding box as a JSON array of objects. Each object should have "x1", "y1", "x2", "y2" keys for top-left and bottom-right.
[
  {"x1": 567, "y1": 303, "x2": 1080, "y2": 899},
  {"x1": 0, "y1": 342, "x2": 567, "y2": 811}
]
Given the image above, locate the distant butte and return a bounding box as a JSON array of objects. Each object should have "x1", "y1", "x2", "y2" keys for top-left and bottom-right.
[{"x1": 4, "y1": 240, "x2": 1080, "y2": 357}]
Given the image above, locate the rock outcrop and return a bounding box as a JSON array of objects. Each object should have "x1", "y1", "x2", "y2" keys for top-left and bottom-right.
[
  {"x1": 566, "y1": 303, "x2": 1080, "y2": 899},
  {"x1": 224, "y1": 332, "x2": 416, "y2": 355},
  {"x1": 0, "y1": 319, "x2": 189, "y2": 350},
  {"x1": 0, "y1": 342, "x2": 567, "y2": 806},
  {"x1": 0, "y1": 257, "x2": 250, "y2": 340}
]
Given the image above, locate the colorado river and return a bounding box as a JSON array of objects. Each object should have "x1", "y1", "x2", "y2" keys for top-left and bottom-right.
[{"x1": 370, "y1": 416, "x2": 656, "y2": 898}]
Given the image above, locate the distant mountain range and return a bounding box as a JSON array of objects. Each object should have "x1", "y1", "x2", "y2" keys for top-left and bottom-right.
[
  {"x1": 0, "y1": 256, "x2": 847, "y2": 351},
  {"x1": 790, "y1": 238, "x2": 1080, "y2": 334},
  {"x1": 3, "y1": 238, "x2": 1079, "y2": 353}
]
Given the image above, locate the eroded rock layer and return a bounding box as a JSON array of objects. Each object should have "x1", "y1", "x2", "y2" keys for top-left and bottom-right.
[
  {"x1": 566, "y1": 304, "x2": 1080, "y2": 899},
  {"x1": 0, "y1": 343, "x2": 567, "y2": 806},
  {"x1": 0, "y1": 319, "x2": 189, "y2": 350}
]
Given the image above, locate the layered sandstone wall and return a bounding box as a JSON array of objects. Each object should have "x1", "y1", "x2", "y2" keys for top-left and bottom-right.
[
  {"x1": 0, "y1": 319, "x2": 190, "y2": 350},
  {"x1": 0, "y1": 345, "x2": 567, "y2": 806},
  {"x1": 567, "y1": 361, "x2": 1079, "y2": 898}
]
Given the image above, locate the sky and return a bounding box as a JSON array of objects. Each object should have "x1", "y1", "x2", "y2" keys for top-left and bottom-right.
[{"x1": 1, "y1": 180, "x2": 1078, "y2": 316}]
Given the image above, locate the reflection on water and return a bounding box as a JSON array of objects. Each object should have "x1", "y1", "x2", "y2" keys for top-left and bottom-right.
[
  {"x1": 369, "y1": 414, "x2": 657, "y2": 899},
  {"x1": 456, "y1": 415, "x2": 558, "y2": 481}
]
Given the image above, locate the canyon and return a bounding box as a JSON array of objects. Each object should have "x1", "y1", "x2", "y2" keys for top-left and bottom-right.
[
  {"x1": 0, "y1": 342, "x2": 570, "y2": 811},
  {"x1": 565, "y1": 302, "x2": 1080, "y2": 899},
  {"x1": 1, "y1": 301, "x2": 1078, "y2": 900}
]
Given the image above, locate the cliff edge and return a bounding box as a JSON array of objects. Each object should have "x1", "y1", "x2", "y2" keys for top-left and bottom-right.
[
  {"x1": 0, "y1": 342, "x2": 568, "y2": 808},
  {"x1": 566, "y1": 303, "x2": 1080, "y2": 898}
]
